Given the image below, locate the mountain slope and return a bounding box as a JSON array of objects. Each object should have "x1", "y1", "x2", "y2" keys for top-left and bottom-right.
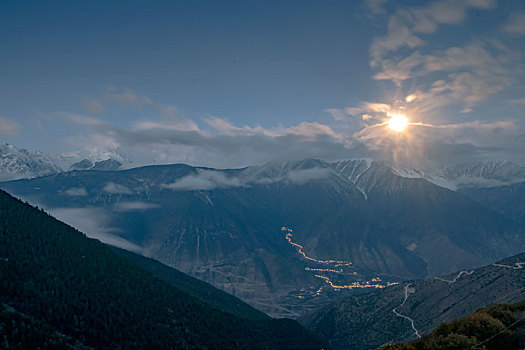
[
  {"x1": 1, "y1": 159, "x2": 522, "y2": 317},
  {"x1": 334, "y1": 160, "x2": 522, "y2": 276},
  {"x1": 302, "y1": 252, "x2": 525, "y2": 350},
  {"x1": 111, "y1": 246, "x2": 269, "y2": 320},
  {"x1": 0, "y1": 189, "x2": 325, "y2": 349},
  {"x1": 380, "y1": 300, "x2": 525, "y2": 350},
  {"x1": 459, "y1": 182, "x2": 525, "y2": 225}
]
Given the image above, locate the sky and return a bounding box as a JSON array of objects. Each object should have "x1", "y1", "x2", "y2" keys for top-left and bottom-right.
[{"x1": 1, "y1": 0, "x2": 525, "y2": 169}]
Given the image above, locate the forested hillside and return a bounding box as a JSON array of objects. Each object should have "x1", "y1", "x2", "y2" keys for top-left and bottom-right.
[
  {"x1": 0, "y1": 189, "x2": 325, "y2": 349},
  {"x1": 381, "y1": 301, "x2": 525, "y2": 350}
]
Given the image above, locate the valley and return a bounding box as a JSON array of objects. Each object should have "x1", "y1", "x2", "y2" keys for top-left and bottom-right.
[
  {"x1": 1, "y1": 157, "x2": 523, "y2": 318},
  {"x1": 4, "y1": 1, "x2": 525, "y2": 347},
  {"x1": 282, "y1": 226, "x2": 398, "y2": 294}
]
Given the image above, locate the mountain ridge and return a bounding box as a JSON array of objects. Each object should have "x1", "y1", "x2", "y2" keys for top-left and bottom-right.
[{"x1": 2, "y1": 158, "x2": 522, "y2": 318}]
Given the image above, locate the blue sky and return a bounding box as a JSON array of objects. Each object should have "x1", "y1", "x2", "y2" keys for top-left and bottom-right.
[{"x1": 1, "y1": 0, "x2": 525, "y2": 168}]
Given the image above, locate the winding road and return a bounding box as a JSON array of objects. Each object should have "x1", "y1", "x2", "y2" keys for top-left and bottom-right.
[
  {"x1": 435, "y1": 270, "x2": 474, "y2": 284},
  {"x1": 392, "y1": 283, "x2": 421, "y2": 339},
  {"x1": 493, "y1": 261, "x2": 525, "y2": 269}
]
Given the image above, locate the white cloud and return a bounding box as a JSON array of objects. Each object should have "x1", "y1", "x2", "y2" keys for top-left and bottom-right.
[
  {"x1": 509, "y1": 97, "x2": 525, "y2": 105},
  {"x1": 353, "y1": 118, "x2": 525, "y2": 167},
  {"x1": 370, "y1": 0, "x2": 495, "y2": 66},
  {"x1": 365, "y1": 0, "x2": 388, "y2": 15},
  {"x1": 0, "y1": 117, "x2": 21, "y2": 136},
  {"x1": 503, "y1": 12, "x2": 525, "y2": 36},
  {"x1": 105, "y1": 90, "x2": 153, "y2": 107},
  {"x1": 113, "y1": 202, "x2": 160, "y2": 212},
  {"x1": 63, "y1": 187, "x2": 88, "y2": 196},
  {"x1": 102, "y1": 182, "x2": 133, "y2": 194},
  {"x1": 368, "y1": 0, "x2": 511, "y2": 113},
  {"x1": 285, "y1": 168, "x2": 332, "y2": 184},
  {"x1": 163, "y1": 170, "x2": 244, "y2": 191},
  {"x1": 48, "y1": 207, "x2": 142, "y2": 253},
  {"x1": 83, "y1": 99, "x2": 105, "y2": 114}
]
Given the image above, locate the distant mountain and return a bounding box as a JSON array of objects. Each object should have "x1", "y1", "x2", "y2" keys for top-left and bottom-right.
[
  {"x1": 427, "y1": 160, "x2": 525, "y2": 190},
  {"x1": 380, "y1": 300, "x2": 525, "y2": 350},
  {"x1": 2, "y1": 159, "x2": 522, "y2": 318},
  {"x1": 70, "y1": 158, "x2": 94, "y2": 170},
  {"x1": 0, "y1": 189, "x2": 326, "y2": 349},
  {"x1": 302, "y1": 252, "x2": 525, "y2": 350},
  {"x1": 459, "y1": 182, "x2": 525, "y2": 225},
  {"x1": 0, "y1": 143, "x2": 63, "y2": 181},
  {"x1": 70, "y1": 158, "x2": 122, "y2": 171},
  {"x1": 0, "y1": 143, "x2": 129, "y2": 181}
]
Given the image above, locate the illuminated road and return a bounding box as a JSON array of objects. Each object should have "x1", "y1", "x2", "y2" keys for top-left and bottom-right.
[
  {"x1": 283, "y1": 228, "x2": 352, "y2": 265},
  {"x1": 281, "y1": 226, "x2": 397, "y2": 294}
]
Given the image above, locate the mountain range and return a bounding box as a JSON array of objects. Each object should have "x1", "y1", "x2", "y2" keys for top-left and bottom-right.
[
  {"x1": 0, "y1": 143, "x2": 129, "y2": 181},
  {"x1": 1, "y1": 145, "x2": 523, "y2": 317}
]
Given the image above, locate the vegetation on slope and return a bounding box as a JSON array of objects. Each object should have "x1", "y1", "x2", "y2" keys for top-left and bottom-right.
[
  {"x1": 381, "y1": 301, "x2": 525, "y2": 350},
  {"x1": 111, "y1": 246, "x2": 269, "y2": 320},
  {"x1": 0, "y1": 189, "x2": 325, "y2": 349}
]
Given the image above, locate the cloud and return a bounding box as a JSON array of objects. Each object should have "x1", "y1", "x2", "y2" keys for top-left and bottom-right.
[
  {"x1": 113, "y1": 202, "x2": 160, "y2": 212},
  {"x1": 63, "y1": 187, "x2": 88, "y2": 196},
  {"x1": 83, "y1": 99, "x2": 105, "y2": 114},
  {"x1": 60, "y1": 108, "x2": 352, "y2": 169},
  {"x1": 344, "y1": 102, "x2": 392, "y2": 116},
  {"x1": 132, "y1": 119, "x2": 199, "y2": 132},
  {"x1": 105, "y1": 89, "x2": 153, "y2": 107},
  {"x1": 370, "y1": 0, "x2": 495, "y2": 66},
  {"x1": 102, "y1": 182, "x2": 133, "y2": 194},
  {"x1": 0, "y1": 117, "x2": 21, "y2": 136},
  {"x1": 509, "y1": 97, "x2": 525, "y2": 105},
  {"x1": 374, "y1": 39, "x2": 520, "y2": 110},
  {"x1": 162, "y1": 165, "x2": 334, "y2": 190},
  {"x1": 503, "y1": 12, "x2": 525, "y2": 36},
  {"x1": 88, "y1": 89, "x2": 192, "y2": 125},
  {"x1": 353, "y1": 119, "x2": 525, "y2": 168},
  {"x1": 48, "y1": 207, "x2": 142, "y2": 253},
  {"x1": 366, "y1": 0, "x2": 522, "y2": 116},
  {"x1": 365, "y1": 0, "x2": 388, "y2": 15},
  {"x1": 285, "y1": 168, "x2": 332, "y2": 184},
  {"x1": 53, "y1": 71, "x2": 525, "y2": 172},
  {"x1": 163, "y1": 170, "x2": 244, "y2": 191}
]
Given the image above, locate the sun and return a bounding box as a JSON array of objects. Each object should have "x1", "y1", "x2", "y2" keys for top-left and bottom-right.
[{"x1": 387, "y1": 114, "x2": 409, "y2": 132}]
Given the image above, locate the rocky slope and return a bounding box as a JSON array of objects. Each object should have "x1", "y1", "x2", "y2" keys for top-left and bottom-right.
[{"x1": 302, "y1": 252, "x2": 525, "y2": 349}]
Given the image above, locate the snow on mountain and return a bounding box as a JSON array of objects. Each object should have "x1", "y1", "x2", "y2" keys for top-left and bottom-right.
[
  {"x1": 3, "y1": 141, "x2": 523, "y2": 192},
  {"x1": 427, "y1": 161, "x2": 525, "y2": 190},
  {"x1": 334, "y1": 159, "x2": 525, "y2": 191},
  {"x1": 0, "y1": 143, "x2": 131, "y2": 181},
  {"x1": 0, "y1": 143, "x2": 63, "y2": 181}
]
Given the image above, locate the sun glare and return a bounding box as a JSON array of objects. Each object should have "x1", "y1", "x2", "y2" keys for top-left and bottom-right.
[{"x1": 388, "y1": 114, "x2": 409, "y2": 132}]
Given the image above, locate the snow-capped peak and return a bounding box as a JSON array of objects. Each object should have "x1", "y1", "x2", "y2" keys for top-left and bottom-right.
[
  {"x1": 0, "y1": 143, "x2": 63, "y2": 181},
  {"x1": 427, "y1": 161, "x2": 525, "y2": 190}
]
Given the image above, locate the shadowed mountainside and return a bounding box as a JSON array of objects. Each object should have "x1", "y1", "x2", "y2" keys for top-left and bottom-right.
[{"x1": 0, "y1": 189, "x2": 326, "y2": 349}]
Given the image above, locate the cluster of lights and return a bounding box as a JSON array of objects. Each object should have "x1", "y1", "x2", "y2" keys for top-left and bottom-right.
[{"x1": 281, "y1": 226, "x2": 399, "y2": 294}]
